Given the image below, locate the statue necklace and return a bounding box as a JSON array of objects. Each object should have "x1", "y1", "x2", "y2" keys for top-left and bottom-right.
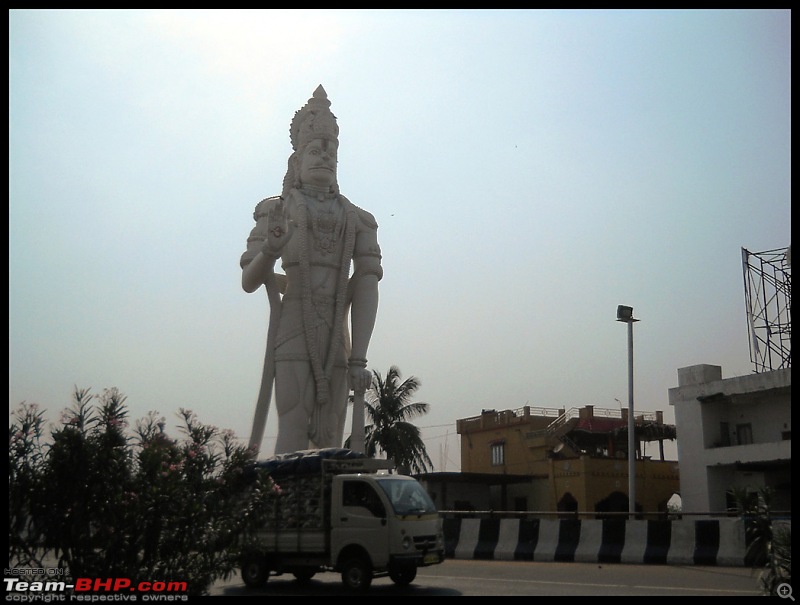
[{"x1": 301, "y1": 187, "x2": 343, "y2": 255}]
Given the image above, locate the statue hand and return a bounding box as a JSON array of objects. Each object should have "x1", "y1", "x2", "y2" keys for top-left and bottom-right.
[
  {"x1": 261, "y1": 198, "x2": 295, "y2": 258},
  {"x1": 348, "y1": 365, "x2": 371, "y2": 394}
]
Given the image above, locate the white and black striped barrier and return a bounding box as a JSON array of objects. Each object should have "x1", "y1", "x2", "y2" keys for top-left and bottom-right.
[{"x1": 441, "y1": 516, "x2": 753, "y2": 566}]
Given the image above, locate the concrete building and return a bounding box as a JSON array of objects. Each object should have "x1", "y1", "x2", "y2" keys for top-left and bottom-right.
[
  {"x1": 668, "y1": 364, "x2": 791, "y2": 515},
  {"x1": 419, "y1": 405, "x2": 679, "y2": 516}
]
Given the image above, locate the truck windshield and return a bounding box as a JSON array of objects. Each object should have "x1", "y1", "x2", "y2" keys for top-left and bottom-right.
[{"x1": 375, "y1": 478, "x2": 437, "y2": 516}]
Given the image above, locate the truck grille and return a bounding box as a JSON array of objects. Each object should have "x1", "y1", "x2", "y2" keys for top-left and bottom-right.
[{"x1": 413, "y1": 535, "x2": 438, "y2": 551}]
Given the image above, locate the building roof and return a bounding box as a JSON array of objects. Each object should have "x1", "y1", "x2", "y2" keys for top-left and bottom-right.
[
  {"x1": 414, "y1": 471, "x2": 546, "y2": 485},
  {"x1": 572, "y1": 417, "x2": 627, "y2": 433},
  {"x1": 569, "y1": 417, "x2": 677, "y2": 442}
]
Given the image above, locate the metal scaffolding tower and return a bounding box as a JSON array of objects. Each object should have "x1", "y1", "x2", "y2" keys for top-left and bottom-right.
[{"x1": 742, "y1": 246, "x2": 791, "y2": 372}]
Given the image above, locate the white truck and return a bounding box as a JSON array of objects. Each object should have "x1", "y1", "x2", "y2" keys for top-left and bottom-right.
[{"x1": 239, "y1": 448, "x2": 445, "y2": 591}]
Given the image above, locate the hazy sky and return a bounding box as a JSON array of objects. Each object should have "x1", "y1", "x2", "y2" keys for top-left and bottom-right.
[{"x1": 9, "y1": 9, "x2": 791, "y2": 470}]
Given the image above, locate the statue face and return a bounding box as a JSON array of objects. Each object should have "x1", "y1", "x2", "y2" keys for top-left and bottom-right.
[{"x1": 298, "y1": 138, "x2": 338, "y2": 189}]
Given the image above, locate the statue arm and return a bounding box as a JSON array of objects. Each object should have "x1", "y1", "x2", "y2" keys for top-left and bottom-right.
[
  {"x1": 240, "y1": 197, "x2": 293, "y2": 293},
  {"x1": 348, "y1": 212, "x2": 382, "y2": 392},
  {"x1": 348, "y1": 273, "x2": 379, "y2": 393},
  {"x1": 350, "y1": 273, "x2": 379, "y2": 360},
  {"x1": 241, "y1": 248, "x2": 277, "y2": 293}
]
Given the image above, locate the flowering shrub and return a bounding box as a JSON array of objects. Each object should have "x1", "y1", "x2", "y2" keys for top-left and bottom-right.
[{"x1": 8, "y1": 387, "x2": 273, "y2": 595}]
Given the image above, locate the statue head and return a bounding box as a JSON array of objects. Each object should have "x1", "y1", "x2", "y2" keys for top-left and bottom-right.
[
  {"x1": 297, "y1": 137, "x2": 338, "y2": 191},
  {"x1": 290, "y1": 85, "x2": 339, "y2": 151},
  {"x1": 282, "y1": 85, "x2": 340, "y2": 195}
]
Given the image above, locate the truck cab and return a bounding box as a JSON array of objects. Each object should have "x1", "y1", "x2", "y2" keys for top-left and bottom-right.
[{"x1": 332, "y1": 472, "x2": 443, "y2": 588}]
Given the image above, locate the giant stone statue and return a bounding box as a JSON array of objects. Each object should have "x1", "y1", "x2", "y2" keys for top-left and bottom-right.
[{"x1": 240, "y1": 85, "x2": 382, "y2": 455}]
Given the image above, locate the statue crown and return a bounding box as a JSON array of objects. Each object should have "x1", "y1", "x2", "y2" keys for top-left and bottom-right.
[{"x1": 290, "y1": 85, "x2": 339, "y2": 151}]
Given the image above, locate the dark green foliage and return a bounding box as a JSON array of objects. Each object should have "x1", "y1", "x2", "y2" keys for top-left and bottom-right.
[
  {"x1": 345, "y1": 365, "x2": 434, "y2": 475},
  {"x1": 8, "y1": 387, "x2": 271, "y2": 595},
  {"x1": 732, "y1": 486, "x2": 792, "y2": 596}
]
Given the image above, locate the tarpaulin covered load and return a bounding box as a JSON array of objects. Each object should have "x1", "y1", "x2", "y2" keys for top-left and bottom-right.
[{"x1": 250, "y1": 448, "x2": 367, "y2": 479}]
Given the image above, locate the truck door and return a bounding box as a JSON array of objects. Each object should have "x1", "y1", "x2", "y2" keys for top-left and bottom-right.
[{"x1": 332, "y1": 479, "x2": 390, "y2": 566}]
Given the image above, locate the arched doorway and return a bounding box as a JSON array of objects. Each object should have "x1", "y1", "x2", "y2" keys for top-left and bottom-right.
[{"x1": 557, "y1": 492, "x2": 578, "y2": 518}]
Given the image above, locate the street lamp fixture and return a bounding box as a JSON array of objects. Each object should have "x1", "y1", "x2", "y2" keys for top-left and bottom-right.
[
  {"x1": 616, "y1": 305, "x2": 639, "y2": 517},
  {"x1": 616, "y1": 305, "x2": 635, "y2": 322}
]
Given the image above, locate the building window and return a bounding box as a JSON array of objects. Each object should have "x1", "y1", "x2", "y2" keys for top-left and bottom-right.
[
  {"x1": 491, "y1": 442, "x2": 505, "y2": 466},
  {"x1": 736, "y1": 423, "x2": 753, "y2": 445},
  {"x1": 719, "y1": 422, "x2": 731, "y2": 447}
]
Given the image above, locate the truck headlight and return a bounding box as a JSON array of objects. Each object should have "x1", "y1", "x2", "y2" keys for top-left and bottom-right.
[{"x1": 402, "y1": 536, "x2": 412, "y2": 550}]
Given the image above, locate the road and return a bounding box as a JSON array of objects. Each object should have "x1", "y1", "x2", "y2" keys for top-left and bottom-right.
[{"x1": 210, "y1": 559, "x2": 765, "y2": 597}]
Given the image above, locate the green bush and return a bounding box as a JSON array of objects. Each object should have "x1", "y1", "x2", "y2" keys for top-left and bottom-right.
[
  {"x1": 8, "y1": 387, "x2": 273, "y2": 596},
  {"x1": 732, "y1": 486, "x2": 792, "y2": 596}
]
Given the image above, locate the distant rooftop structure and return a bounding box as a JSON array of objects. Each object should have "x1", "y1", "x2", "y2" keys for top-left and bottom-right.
[
  {"x1": 458, "y1": 405, "x2": 676, "y2": 461},
  {"x1": 742, "y1": 246, "x2": 791, "y2": 372}
]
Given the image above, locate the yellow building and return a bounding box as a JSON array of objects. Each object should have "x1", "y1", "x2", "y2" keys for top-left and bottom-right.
[{"x1": 453, "y1": 405, "x2": 680, "y2": 516}]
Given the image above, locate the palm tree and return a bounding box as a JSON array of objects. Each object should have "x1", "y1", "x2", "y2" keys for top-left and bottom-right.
[{"x1": 346, "y1": 365, "x2": 433, "y2": 475}]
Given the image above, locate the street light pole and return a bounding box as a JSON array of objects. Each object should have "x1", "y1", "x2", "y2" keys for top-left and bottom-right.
[{"x1": 616, "y1": 305, "x2": 640, "y2": 518}]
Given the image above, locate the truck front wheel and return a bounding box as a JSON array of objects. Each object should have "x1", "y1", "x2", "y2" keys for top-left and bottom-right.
[
  {"x1": 388, "y1": 562, "x2": 417, "y2": 586},
  {"x1": 241, "y1": 552, "x2": 269, "y2": 588},
  {"x1": 341, "y1": 557, "x2": 373, "y2": 591}
]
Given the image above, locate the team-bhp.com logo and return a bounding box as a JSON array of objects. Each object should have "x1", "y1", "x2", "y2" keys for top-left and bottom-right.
[{"x1": 5, "y1": 570, "x2": 188, "y2": 602}]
